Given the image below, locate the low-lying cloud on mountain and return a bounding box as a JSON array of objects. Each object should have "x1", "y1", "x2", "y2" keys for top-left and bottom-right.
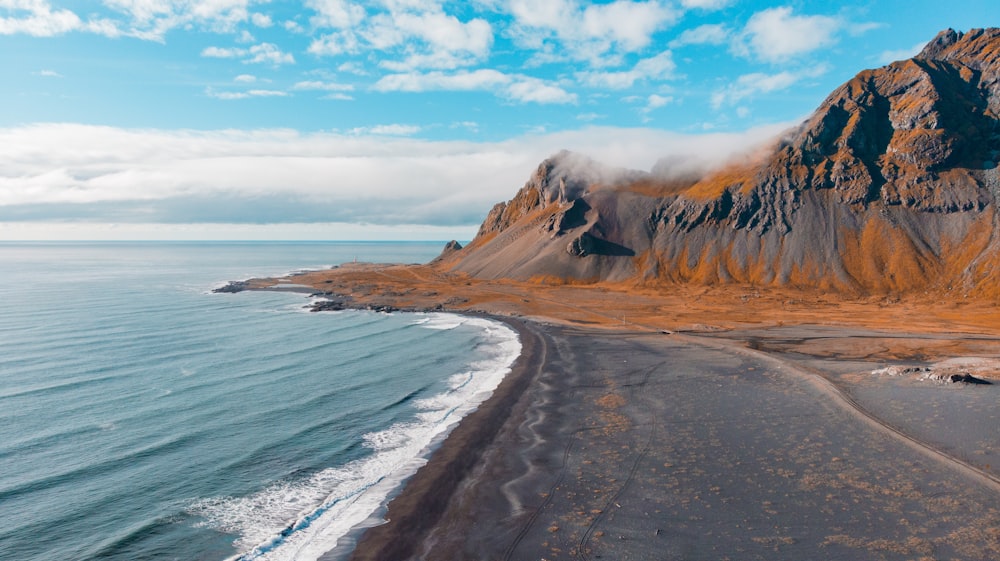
[{"x1": 0, "y1": 122, "x2": 789, "y2": 239}]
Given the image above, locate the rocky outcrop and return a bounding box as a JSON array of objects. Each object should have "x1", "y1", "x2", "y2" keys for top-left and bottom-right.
[
  {"x1": 430, "y1": 240, "x2": 464, "y2": 265},
  {"x1": 947, "y1": 373, "x2": 992, "y2": 384},
  {"x1": 442, "y1": 28, "x2": 1000, "y2": 296},
  {"x1": 212, "y1": 280, "x2": 250, "y2": 293},
  {"x1": 471, "y1": 151, "x2": 648, "y2": 241}
]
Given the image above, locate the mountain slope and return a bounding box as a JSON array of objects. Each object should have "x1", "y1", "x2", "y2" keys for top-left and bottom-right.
[{"x1": 438, "y1": 28, "x2": 1000, "y2": 296}]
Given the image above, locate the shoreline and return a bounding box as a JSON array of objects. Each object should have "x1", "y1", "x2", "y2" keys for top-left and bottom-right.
[
  {"x1": 337, "y1": 315, "x2": 544, "y2": 561},
  {"x1": 223, "y1": 267, "x2": 1000, "y2": 559},
  {"x1": 341, "y1": 317, "x2": 1000, "y2": 560}
]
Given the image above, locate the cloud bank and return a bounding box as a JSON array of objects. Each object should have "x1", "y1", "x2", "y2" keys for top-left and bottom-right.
[{"x1": 0, "y1": 122, "x2": 793, "y2": 238}]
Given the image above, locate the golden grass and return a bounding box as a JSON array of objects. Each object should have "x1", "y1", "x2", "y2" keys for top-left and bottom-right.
[{"x1": 269, "y1": 262, "x2": 1000, "y2": 338}]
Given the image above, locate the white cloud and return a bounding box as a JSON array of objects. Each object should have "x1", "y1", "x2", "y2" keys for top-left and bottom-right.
[
  {"x1": 338, "y1": 61, "x2": 368, "y2": 75},
  {"x1": 245, "y1": 89, "x2": 288, "y2": 97},
  {"x1": 669, "y1": 23, "x2": 728, "y2": 48},
  {"x1": 0, "y1": 122, "x2": 792, "y2": 231},
  {"x1": 33, "y1": 69, "x2": 62, "y2": 77},
  {"x1": 83, "y1": 18, "x2": 123, "y2": 37},
  {"x1": 711, "y1": 65, "x2": 828, "y2": 108},
  {"x1": 101, "y1": 0, "x2": 253, "y2": 40},
  {"x1": 580, "y1": 1, "x2": 676, "y2": 51},
  {"x1": 307, "y1": 0, "x2": 365, "y2": 29},
  {"x1": 250, "y1": 12, "x2": 271, "y2": 27},
  {"x1": 308, "y1": 31, "x2": 360, "y2": 56},
  {"x1": 202, "y1": 46, "x2": 246, "y2": 58},
  {"x1": 878, "y1": 41, "x2": 927, "y2": 65},
  {"x1": 645, "y1": 94, "x2": 671, "y2": 110},
  {"x1": 623, "y1": 93, "x2": 673, "y2": 121},
  {"x1": 507, "y1": 0, "x2": 678, "y2": 64},
  {"x1": 397, "y1": 12, "x2": 492, "y2": 56},
  {"x1": 711, "y1": 72, "x2": 797, "y2": 108},
  {"x1": 849, "y1": 22, "x2": 883, "y2": 36},
  {"x1": 292, "y1": 80, "x2": 354, "y2": 92},
  {"x1": 374, "y1": 69, "x2": 576, "y2": 104},
  {"x1": 506, "y1": 77, "x2": 577, "y2": 104},
  {"x1": 374, "y1": 11, "x2": 493, "y2": 70},
  {"x1": 450, "y1": 121, "x2": 479, "y2": 132},
  {"x1": 246, "y1": 42, "x2": 294, "y2": 65},
  {"x1": 349, "y1": 124, "x2": 421, "y2": 136},
  {"x1": 234, "y1": 73, "x2": 256, "y2": 83},
  {"x1": 638, "y1": 94, "x2": 673, "y2": 122},
  {"x1": 679, "y1": 0, "x2": 731, "y2": 9},
  {"x1": 374, "y1": 69, "x2": 510, "y2": 92},
  {"x1": 577, "y1": 50, "x2": 675, "y2": 89},
  {"x1": 201, "y1": 43, "x2": 294, "y2": 65},
  {"x1": 306, "y1": 2, "x2": 494, "y2": 71},
  {"x1": 733, "y1": 7, "x2": 840, "y2": 63},
  {"x1": 206, "y1": 88, "x2": 289, "y2": 100},
  {"x1": 0, "y1": 1, "x2": 83, "y2": 37},
  {"x1": 0, "y1": 0, "x2": 314, "y2": 42}
]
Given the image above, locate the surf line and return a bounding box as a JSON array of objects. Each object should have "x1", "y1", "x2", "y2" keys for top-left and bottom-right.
[
  {"x1": 234, "y1": 477, "x2": 384, "y2": 561},
  {"x1": 232, "y1": 400, "x2": 467, "y2": 560}
]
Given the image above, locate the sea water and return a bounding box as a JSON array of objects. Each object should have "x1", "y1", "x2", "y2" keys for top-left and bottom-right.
[{"x1": 0, "y1": 242, "x2": 520, "y2": 561}]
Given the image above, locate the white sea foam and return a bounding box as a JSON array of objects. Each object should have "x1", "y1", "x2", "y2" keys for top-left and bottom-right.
[
  {"x1": 415, "y1": 313, "x2": 467, "y2": 330},
  {"x1": 189, "y1": 314, "x2": 521, "y2": 561}
]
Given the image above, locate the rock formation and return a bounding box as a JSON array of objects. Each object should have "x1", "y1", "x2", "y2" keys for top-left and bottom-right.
[{"x1": 437, "y1": 28, "x2": 1000, "y2": 296}]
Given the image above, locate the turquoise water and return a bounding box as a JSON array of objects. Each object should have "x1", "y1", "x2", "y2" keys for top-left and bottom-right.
[{"x1": 0, "y1": 243, "x2": 519, "y2": 561}]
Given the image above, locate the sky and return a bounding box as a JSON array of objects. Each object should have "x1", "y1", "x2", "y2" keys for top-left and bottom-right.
[{"x1": 1, "y1": 0, "x2": 997, "y2": 240}]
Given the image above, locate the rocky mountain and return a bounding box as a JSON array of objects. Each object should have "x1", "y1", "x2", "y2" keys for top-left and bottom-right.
[{"x1": 436, "y1": 28, "x2": 1000, "y2": 296}]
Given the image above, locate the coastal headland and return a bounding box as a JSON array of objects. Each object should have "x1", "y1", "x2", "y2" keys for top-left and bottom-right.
[
  {"x1": 217, "y1": 28, "x2": 1000, "y2": 559},
  {"x1": 224, "y1": 264, "x2": 1000, "y2": 560}
]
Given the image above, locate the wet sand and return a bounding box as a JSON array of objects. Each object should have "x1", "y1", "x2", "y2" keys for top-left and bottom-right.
[{"x1": 234, "y1": 265, "x2": 1000, "y2": 560}]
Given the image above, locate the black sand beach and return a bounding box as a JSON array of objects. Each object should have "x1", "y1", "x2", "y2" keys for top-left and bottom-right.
[{"x1": 347, "y1": 319, "x2": 1000, "y2": 561}]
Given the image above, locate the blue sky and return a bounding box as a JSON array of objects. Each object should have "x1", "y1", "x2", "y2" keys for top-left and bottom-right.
[{"x1": 1, "y1": 0, "x2": 997, "y2": 240}]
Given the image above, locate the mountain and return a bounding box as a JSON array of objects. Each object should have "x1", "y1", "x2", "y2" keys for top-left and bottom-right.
[{"x1": 436, "y1": 28, "x2": 1000, "y2": 296}]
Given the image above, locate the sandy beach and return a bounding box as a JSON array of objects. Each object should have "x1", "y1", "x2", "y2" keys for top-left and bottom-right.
[{"x1": 236, "y1": 265, "x2": 1000, "y2": 560}]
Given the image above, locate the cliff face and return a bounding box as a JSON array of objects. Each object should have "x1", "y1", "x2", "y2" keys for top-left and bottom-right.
[{"x1": 440, "y1": 28, "x2": 1000, "y2": 296}]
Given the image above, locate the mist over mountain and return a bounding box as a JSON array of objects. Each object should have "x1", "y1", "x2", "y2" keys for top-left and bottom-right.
[{"x1": 438, "y1": 28, "x2": 1000, "y2": 297}]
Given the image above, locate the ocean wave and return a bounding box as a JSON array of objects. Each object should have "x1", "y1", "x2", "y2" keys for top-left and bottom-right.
[
  {"x1": 414, "y1": 313, "x2": 467, "y2": 330},
  {"x1": 188, "y1": 314, "x2": 520, "y2": 561}
]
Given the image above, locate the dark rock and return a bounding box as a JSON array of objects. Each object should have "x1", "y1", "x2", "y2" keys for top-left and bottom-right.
[
  {"x1": 567, "y1": 227, "x2": 635, "y2": 258},
  {"x1": 213, "y1": 280, "x2": 249, "y2": 293},
  {"x1": 567, "y1": 231, "x2": 596, "y2": 257},
  {"x1": 309, "y1": 298, "x2": 348, "y2": 312},
  {"x1": 949, "y1": 373, "x2": 992, "y2": 384},
  {"x1": 429, "y1": 240, "x2": 465, "y2": 266},
  {"x1": 544, "y1": 198, "x2": 591, "y2": 236}
]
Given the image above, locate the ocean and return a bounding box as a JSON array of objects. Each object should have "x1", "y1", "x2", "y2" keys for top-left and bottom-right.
[{"x1": 0, "y1": 242, "x2": 520, "y2": 561}]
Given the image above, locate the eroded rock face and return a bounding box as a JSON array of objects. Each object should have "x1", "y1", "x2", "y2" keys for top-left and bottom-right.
[
  {"x1": 779, "y1": 34, "x2": 1000, "y2": 213},
  {"x1": 472, "y1": 151, "x2": 648, "y2": 240},
  {"x1": 448, "y1": 29, "x2": 1000, "y2": 295}
]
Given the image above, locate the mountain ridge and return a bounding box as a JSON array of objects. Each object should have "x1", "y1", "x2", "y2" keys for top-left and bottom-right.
[{"x1": 436, "y1": 28, "x2": 1000, "y2": 297}]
